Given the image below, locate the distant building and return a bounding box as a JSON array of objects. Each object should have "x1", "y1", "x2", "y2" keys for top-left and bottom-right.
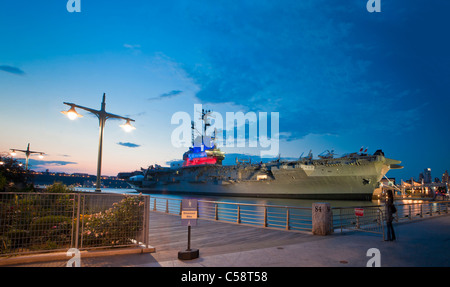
[
  {"x1": 72, "y1": 173, "x2": 89, "y2": 177},
  {"x1": 443, "y1": 170, "x2": 449, "y2": 184},
  {"x1": 422, "y1": 168, "x2": 432, "y2": 184}
]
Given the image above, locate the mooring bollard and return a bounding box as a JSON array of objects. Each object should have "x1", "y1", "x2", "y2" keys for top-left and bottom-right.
[{"x1": 312, "y1": 203, "x2": 333, "y2": 235}]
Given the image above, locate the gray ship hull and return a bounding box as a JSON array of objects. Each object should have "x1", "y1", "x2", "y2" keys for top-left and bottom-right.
[{"x1": 134, "y1": 155, "x2": 402, "y2": 200}]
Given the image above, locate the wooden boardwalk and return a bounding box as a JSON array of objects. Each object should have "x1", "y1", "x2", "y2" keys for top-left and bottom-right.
[
  {"x1": 6, "y1": 211, "x2": 320, "y2": 266},
  {"x1": 147, "y1": 211, "x2": 319, "y2": 262}
]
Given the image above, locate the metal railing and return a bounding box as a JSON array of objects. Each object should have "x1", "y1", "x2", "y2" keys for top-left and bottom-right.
[
  {"x1": 332, "y1": 206, "x2": 385, "y2": 235},
  {"x1": 5, "y1": 193, "x2": 447, "y2": 257},
  {"x1": 149, "y1": 197, "x2": 312, "y2": 232},
  {"x1": 199, "y1": 201, "x2": 312, "y2": 232},
  {"x1": 332, "y1": 201, "x2": 450, "y2": 237},
  {"x1": 394, "y1": 200, "x2": 450, "y2": 222},
  {"x1": 1, "y1": 192, "x2": 150, "y2": 257},
  {"x1": 150, "y1": 197, "x2": 450, "y2": 236}
]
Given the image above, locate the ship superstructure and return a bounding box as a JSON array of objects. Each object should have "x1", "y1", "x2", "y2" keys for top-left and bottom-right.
[{"x1": 132, "y1": 110, "x2": 403, "y2": 200}]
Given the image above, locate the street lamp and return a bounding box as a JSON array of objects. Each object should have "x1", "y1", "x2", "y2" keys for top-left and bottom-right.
[
  {"x1": 10, "y1": 143, "x2": 45, "y2": 171},
  {"x1": 61, "y1": 93, "x2": 136, "y2": 192}
]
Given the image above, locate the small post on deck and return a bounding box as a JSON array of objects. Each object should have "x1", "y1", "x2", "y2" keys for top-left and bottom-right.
[{"x1": 178, "y1": 199, "x2": 199, "y2": 260}]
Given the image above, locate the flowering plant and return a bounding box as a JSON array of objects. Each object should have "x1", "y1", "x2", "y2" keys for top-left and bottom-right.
[{"x1": 81, "y1": 195, "x2": 145, "y2": 247}]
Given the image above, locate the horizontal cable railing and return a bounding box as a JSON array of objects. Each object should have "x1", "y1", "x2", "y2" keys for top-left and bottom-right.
[
  {"x1": 149, "y1": 197, "x2": 312, "y2": 232},
  {"x1": 332, "y1": 205, "x2": 384, "y2": 234},
  {"x1": 3, "y1": 193, "x2": 447, "y2": 257},
  {"x1": 150, "y1": 197, "x2": 450, "y2": 236},
  {"x1": 394, "y1": 200, "x2": 450, "y2": 222},
  {"x1": 332, "y1": 201, "x2": 450, "y2": 236}
]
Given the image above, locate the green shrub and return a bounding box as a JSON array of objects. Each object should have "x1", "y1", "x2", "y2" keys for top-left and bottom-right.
[
  {"x1": 4, "y1": 229, "x2": 30, "y2": 249},
  {"x1": 29, "y1": 215, "x2": 73, "y2": 247},
  {"x1": 82, "y1": 195, "x2": 145, "y2": 247},
  {"x1": 44, "y1": 182, "x2": 74, "y2": 193},
  {"x1": 31, "y1": 215, "x2": 72, "y2": 234}
]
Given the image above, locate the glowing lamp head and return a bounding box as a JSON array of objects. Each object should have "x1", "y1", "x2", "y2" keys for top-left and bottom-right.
[
  {"x1": 61, "y1": 106, "x2": 83, "y2": 120},
  {"x1": 120, "y1": 119, "x2": 136, "y2": 132},
  {"x1": 38, "y1": 153, "x2": 44, "y2": 159},
  {"x1": 10, "y1": 150, "x2": 16, "y2": 156}
]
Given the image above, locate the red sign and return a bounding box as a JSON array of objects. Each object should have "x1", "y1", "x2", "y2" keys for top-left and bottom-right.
[{"x1": 355, "y1": 208, "x2": 364, "y2": 217}]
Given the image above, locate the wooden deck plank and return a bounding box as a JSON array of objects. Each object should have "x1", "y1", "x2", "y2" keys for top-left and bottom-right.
[
  {"x1": 148, "y1": 211, "x2": 319, "y2": 262},
  {"x1": 5, "y1": 211, "x2": 320, "y2": 266}
]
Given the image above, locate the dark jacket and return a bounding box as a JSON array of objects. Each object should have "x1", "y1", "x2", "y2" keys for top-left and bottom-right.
[{"x1": 385, "y1": 195, "x2": 395, "y2": 223}]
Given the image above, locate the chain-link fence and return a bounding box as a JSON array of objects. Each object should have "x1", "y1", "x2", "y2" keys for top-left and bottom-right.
[{"x1": 0, "y1": 192, "x2": 150, "y2": 257}]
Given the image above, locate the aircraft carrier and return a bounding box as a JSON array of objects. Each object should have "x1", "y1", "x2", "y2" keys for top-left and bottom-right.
[{"x1": 130, "y1": 110, "x2": 403, "y2": 200}]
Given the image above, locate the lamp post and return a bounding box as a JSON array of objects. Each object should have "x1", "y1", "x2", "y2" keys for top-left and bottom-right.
[
  {"x1": 10, "y1": 143, "x2": 45, "y2": 171},
  {"x1": 62, "y1": 93, "x2": 135, "y2": 192}
]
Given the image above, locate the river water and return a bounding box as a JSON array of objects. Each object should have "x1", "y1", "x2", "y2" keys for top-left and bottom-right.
[{"x1": 74, "y1": 187, "x2": 384, "y2": 208}]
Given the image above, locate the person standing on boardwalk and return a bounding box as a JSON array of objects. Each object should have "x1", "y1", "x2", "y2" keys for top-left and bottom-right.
[{"x1": 385, "y1": 189, "x2": 396, "y2": 241}]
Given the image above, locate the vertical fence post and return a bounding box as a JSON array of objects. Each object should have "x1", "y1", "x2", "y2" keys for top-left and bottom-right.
[
  {"x1": 215, "y1": 203, "x2": 218, "y2": 220},
  {"x1": 237, "y1": 206, "x2": 241, "y2": 224},
  {"x1": 70, "y1": 194, "x2": 76, "y2": 248},
  {"x1": 153, "y1": 198, "x2": 157, "y2": 211},
  {"x1": 75, "y1": 193, "x2": 81, "y2": 249},
  {"x1": 144, "y1": 195, "x2": 150, "y2": 248},
  {"x1": 165, "y1": 199, "x2": 169, "y2": 213},
  {"x1": 286, "y1": 208, "x2": 290, "y2": 230},
  {"x1": 80, "y1": 194, "x2": 86, "y2": 249},
  {"x1": 263, "y1": 207, "x2": 267, "y2": 227}
]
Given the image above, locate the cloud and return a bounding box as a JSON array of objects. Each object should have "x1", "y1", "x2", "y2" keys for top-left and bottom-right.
[
  {"x1": 27, "y1": 159, "x2": 77, "y2": 167},
  {"x1": 57, "y1": 154, "x2": 71, "y2": 158},
  {"x1": 148, "y1": 90, "x2": 183, "y2": 101},
  {"x1": 174, "y1": 1, "x2": 424, "y2": 141},
  {"x1": 117, "y1": 142, "x2": 141, "y2": 148},
  {"x1": 0, "y1": 65, "x2": 25, "y2": 75},
  {"x1": 124, "y1": 44, "x2": 141, "y2": 49}
]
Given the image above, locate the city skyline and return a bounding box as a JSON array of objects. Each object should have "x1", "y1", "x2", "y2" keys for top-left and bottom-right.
[{"x1": 1, "y1": 1, "x2": 450, "y2": 181}]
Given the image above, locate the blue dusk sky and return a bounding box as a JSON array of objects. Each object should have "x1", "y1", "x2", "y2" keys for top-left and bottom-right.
[{"x1": 0, "y1": 0, "x2": 449, "y2": 181}]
